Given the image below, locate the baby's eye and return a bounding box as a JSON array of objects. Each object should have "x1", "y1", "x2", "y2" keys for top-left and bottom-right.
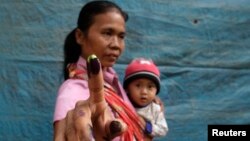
[
  {"x1": 135, "y1": 83, "x2": 141, "y2": 88},
  {"x1": 148, "y1": 84, "x2": 156, "y2": 89}
]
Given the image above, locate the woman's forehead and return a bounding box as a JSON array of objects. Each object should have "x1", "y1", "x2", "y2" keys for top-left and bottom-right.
[{"x1": 91, "y1": 11, "x2": 126, "y2": 30}]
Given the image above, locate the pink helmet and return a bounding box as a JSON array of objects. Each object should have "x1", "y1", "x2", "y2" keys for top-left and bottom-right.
[{"x1": 123, "y1": 58, "x2": 160, "y2": 94}]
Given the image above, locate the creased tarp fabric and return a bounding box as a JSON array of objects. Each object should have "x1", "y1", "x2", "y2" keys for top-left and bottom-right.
[{"x1": 0, "y1": 0, "x2": 250, "y2": 141}]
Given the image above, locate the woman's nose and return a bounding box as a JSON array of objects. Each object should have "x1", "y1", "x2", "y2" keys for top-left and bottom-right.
[{"x1": 110, "y1": 36, "x2": 120, "y2": 48}]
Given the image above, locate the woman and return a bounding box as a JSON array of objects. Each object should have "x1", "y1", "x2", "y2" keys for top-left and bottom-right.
[{"x1": 53, "y1": 1, "x2": 144, "y2": 141}]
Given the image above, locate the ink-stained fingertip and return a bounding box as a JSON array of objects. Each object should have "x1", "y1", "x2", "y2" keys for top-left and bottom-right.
[
  {"x1": 87, "y1": 54, "x2": 97, "y2": 62},
  {"x1": 87, "y1": 54, "x2": 100, "y2": 75}
]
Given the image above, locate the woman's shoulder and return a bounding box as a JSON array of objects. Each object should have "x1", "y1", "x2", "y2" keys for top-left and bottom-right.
[
  {"x1": 57, "y1": 79, "x2": 89, "y2": 98},
  {"x1": 54, "y1": 79, "x2": 90, "y2": 121},
  {"x1": 60, "y1": 78, "x2": 88, "y2": 88}
]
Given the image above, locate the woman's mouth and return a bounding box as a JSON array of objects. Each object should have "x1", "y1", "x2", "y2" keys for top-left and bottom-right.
[{"x1": 107, "y1": 54, "x2": 119, "y2": 62}]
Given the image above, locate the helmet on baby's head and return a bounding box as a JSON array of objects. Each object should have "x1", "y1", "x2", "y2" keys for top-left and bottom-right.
[{"x1": 123, "y1": 58, "x2": 160, "y2": 94}]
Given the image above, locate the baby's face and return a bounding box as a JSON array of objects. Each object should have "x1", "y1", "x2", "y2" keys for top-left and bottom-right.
[{"x1": 127, "y1": 78, "x2": 157, "y2": 107}]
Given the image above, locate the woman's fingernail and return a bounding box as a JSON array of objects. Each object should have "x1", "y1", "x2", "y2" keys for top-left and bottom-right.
[{"x1": 87, "y1": 54, "x2": 100, "y2": 75}]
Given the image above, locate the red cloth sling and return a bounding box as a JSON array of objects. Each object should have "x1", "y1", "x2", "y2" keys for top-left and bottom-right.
[{"x1": 104, "y1": 84, "x2": 144, "y2": 141}]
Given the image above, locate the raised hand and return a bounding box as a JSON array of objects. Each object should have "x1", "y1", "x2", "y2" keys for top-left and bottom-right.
[{"x1": 63, "y1": 55, "x2": 127, "y2": 141}]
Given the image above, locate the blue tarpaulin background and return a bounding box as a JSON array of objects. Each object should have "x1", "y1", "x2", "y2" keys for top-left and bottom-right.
[{"x1": 0, "y1": 0, "x2": 250, "y2": 141}]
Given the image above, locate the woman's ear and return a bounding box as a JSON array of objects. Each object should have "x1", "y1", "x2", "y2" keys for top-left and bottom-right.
[{"x1": 75, "y1": 28, "x2": 84, "y2": 45}]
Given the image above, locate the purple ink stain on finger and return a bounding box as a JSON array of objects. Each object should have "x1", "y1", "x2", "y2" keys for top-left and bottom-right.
[{"x1": 78, "y1": 110, "x2": 85, "y2": 116}]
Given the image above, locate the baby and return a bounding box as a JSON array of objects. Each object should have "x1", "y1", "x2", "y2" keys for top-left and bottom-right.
[{"x1": 123, "y1": 58, "x2": 168, "y2": 140}]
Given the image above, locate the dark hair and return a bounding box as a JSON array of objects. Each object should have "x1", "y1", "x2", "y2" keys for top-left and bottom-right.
[{"x1": 63, "y1": 0, "x2": 128, "y2": 79}]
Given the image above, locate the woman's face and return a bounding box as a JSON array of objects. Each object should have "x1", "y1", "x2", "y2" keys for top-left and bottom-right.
[
  {"x1": 78, "y1": 11, "x2": 126, "y2": 68},
  {"x1": 127, "y1": 78, "x2": 157, "y2": 107}
]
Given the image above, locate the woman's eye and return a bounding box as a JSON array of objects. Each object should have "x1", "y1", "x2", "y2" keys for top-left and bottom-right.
[
  {"x1": 103, "y1": 31, "x2": 112, "y2": 36},
  {"x1": 119, "y1": 34, "x2": 125, "y2": 39}
]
